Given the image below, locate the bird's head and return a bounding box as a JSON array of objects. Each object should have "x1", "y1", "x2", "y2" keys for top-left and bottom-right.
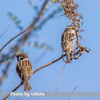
[
  {"x1": 66, "y1": 25, "x2": 76, "y2": 34},
  {"x1": 15, "y1": 53, "x2": 29, "y2": 61}
]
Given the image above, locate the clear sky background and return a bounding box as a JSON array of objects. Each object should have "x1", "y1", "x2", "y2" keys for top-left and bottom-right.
[{"x1": 0, "y1": 0, "x2": 100, "y2": 100}]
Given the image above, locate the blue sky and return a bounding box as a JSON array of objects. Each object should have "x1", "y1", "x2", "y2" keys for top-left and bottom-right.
[{"x1": 0, "y1": 0, "x2": 100, "y2": 100}]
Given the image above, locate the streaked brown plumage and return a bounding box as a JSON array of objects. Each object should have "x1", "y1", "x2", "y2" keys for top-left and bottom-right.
[
  {"x1": 16, "y1": 53, "x2": 33, "y2": 91},
  {"x1": 61, "y1": 25, "x2": 76, "y2": 63}
]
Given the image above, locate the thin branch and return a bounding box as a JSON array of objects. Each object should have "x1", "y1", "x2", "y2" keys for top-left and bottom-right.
[
  {"x1": 0, "y1": 24, "x2": 31, "y2": 53},
  {"x1": 0, "y1": 60, "x2": 12, "y2": 65},
  {"x1": 53, "y1": 63, "x2": 66, "y2": 100},
  {"x1": 0, "y1": 0, "x2": 49, "y2": 53},
  {"x1": 0, "y1": 14, "x2": 20, "y2": 39},
  {"x1": 68, "y1": 86, "x2": 80, "y2": 100},
  {"x1": 0, "y1": 21, "x2": 13, "y2": 39},
  {"x1": 0, "y1": 67, "x2": 15, "y2": 84},
  {"x1": 0, "y1": 54, "x2": 15, "y2": 85},
  {"x1": 33, "y1": 54, "x2": 66, "y2": 74},
  {"x1": 2, "y1": 82, "x2": 22, "y2": 100}
]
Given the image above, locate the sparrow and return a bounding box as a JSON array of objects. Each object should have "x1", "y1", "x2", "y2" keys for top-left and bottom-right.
[
  {"x1": 61, "y1": 25, "x2": 76, "y2": 63},
  {"x1": 15, "y1": 53, "x2": 33, "y2": 91}
]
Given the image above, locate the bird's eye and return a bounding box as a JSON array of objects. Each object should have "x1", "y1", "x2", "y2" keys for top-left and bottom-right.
[
  {"x1": 72, "y1": 28, "x2": 75, "y2": 30},
  {"x1": 18, "y1": 56, "x2": 24, "y2": 61},
  {"x1": 20, "y1": 57, "x2": 23, "y2": 60}
]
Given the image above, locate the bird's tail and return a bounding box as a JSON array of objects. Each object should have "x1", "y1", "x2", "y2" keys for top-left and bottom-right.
[
  {"x1": 66, "y1": 52, "x2": 71, "y2": 63},
  {"x1": 24, "y1": 80, "x2": 32, "y2": 91}
]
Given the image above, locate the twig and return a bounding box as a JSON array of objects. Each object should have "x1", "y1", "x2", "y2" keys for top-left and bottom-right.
[
  {"x1": 32, "y1": 54, "x2": 66, "y2": 74},
  {"x1": 0, "y1": 21, "x2": 13, "y2": 39},
  {"x1": 0, "y1": 67, "x2": 16, "y2": 83},
  {"x1": 53, "y1": 63, "x2": 66, "y2": 100},
  {"x1": 0, "y1": 14, "x2": 20, "y2": 40},
  {"x1": 0, "y1": 24, "x2": 31, "y2": 53},
  {"x1": 0, "y1": 60, "x2": 12, "y2": 65},
  {"x1": 2, "y1": 83, "x2": 22, "y2": 100},
  {"x1": 68, "y1": 86, "x2": 80, "y2": 100}
]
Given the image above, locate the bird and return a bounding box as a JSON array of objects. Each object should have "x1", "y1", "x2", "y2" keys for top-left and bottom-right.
[
  {"x1": 15, "y1": 53, "x2": 33, "y2": 91},
  {"x1": 61, "y1": 25, "x2": 76, "y2": 63}
]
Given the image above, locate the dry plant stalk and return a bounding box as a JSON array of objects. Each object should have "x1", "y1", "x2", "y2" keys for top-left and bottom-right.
[
  {"x1": 68, "y1": 86, "x2": 80, "y2": 100},
  {"x1": 53, "y1": 63, "x2": 66, "y2": 100}
]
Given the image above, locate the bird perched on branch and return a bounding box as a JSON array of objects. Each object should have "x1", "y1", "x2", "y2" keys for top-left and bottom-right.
[
  {"x1": 61, "y1": 25, "x2": 76, "y2": 63},
  {"x1": 15, "y1": 53, "x2": 33, "y2": 91}
]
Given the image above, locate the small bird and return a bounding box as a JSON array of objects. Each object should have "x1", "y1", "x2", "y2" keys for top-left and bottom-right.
[
  {"x1": 15, "y1": 53, "x2": 33, "y2": 91},
  {"x1": 61, "y1": 25, "x2": 76, "y2": 63}
]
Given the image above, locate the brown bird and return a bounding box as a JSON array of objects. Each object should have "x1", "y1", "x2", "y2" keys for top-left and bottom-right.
[
  {"x1": 15, "y1": 53, "x2": 33, "y2": 91},
  {"x1": 61, "y1": 25, "x2": 76, "y2": 63}
]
